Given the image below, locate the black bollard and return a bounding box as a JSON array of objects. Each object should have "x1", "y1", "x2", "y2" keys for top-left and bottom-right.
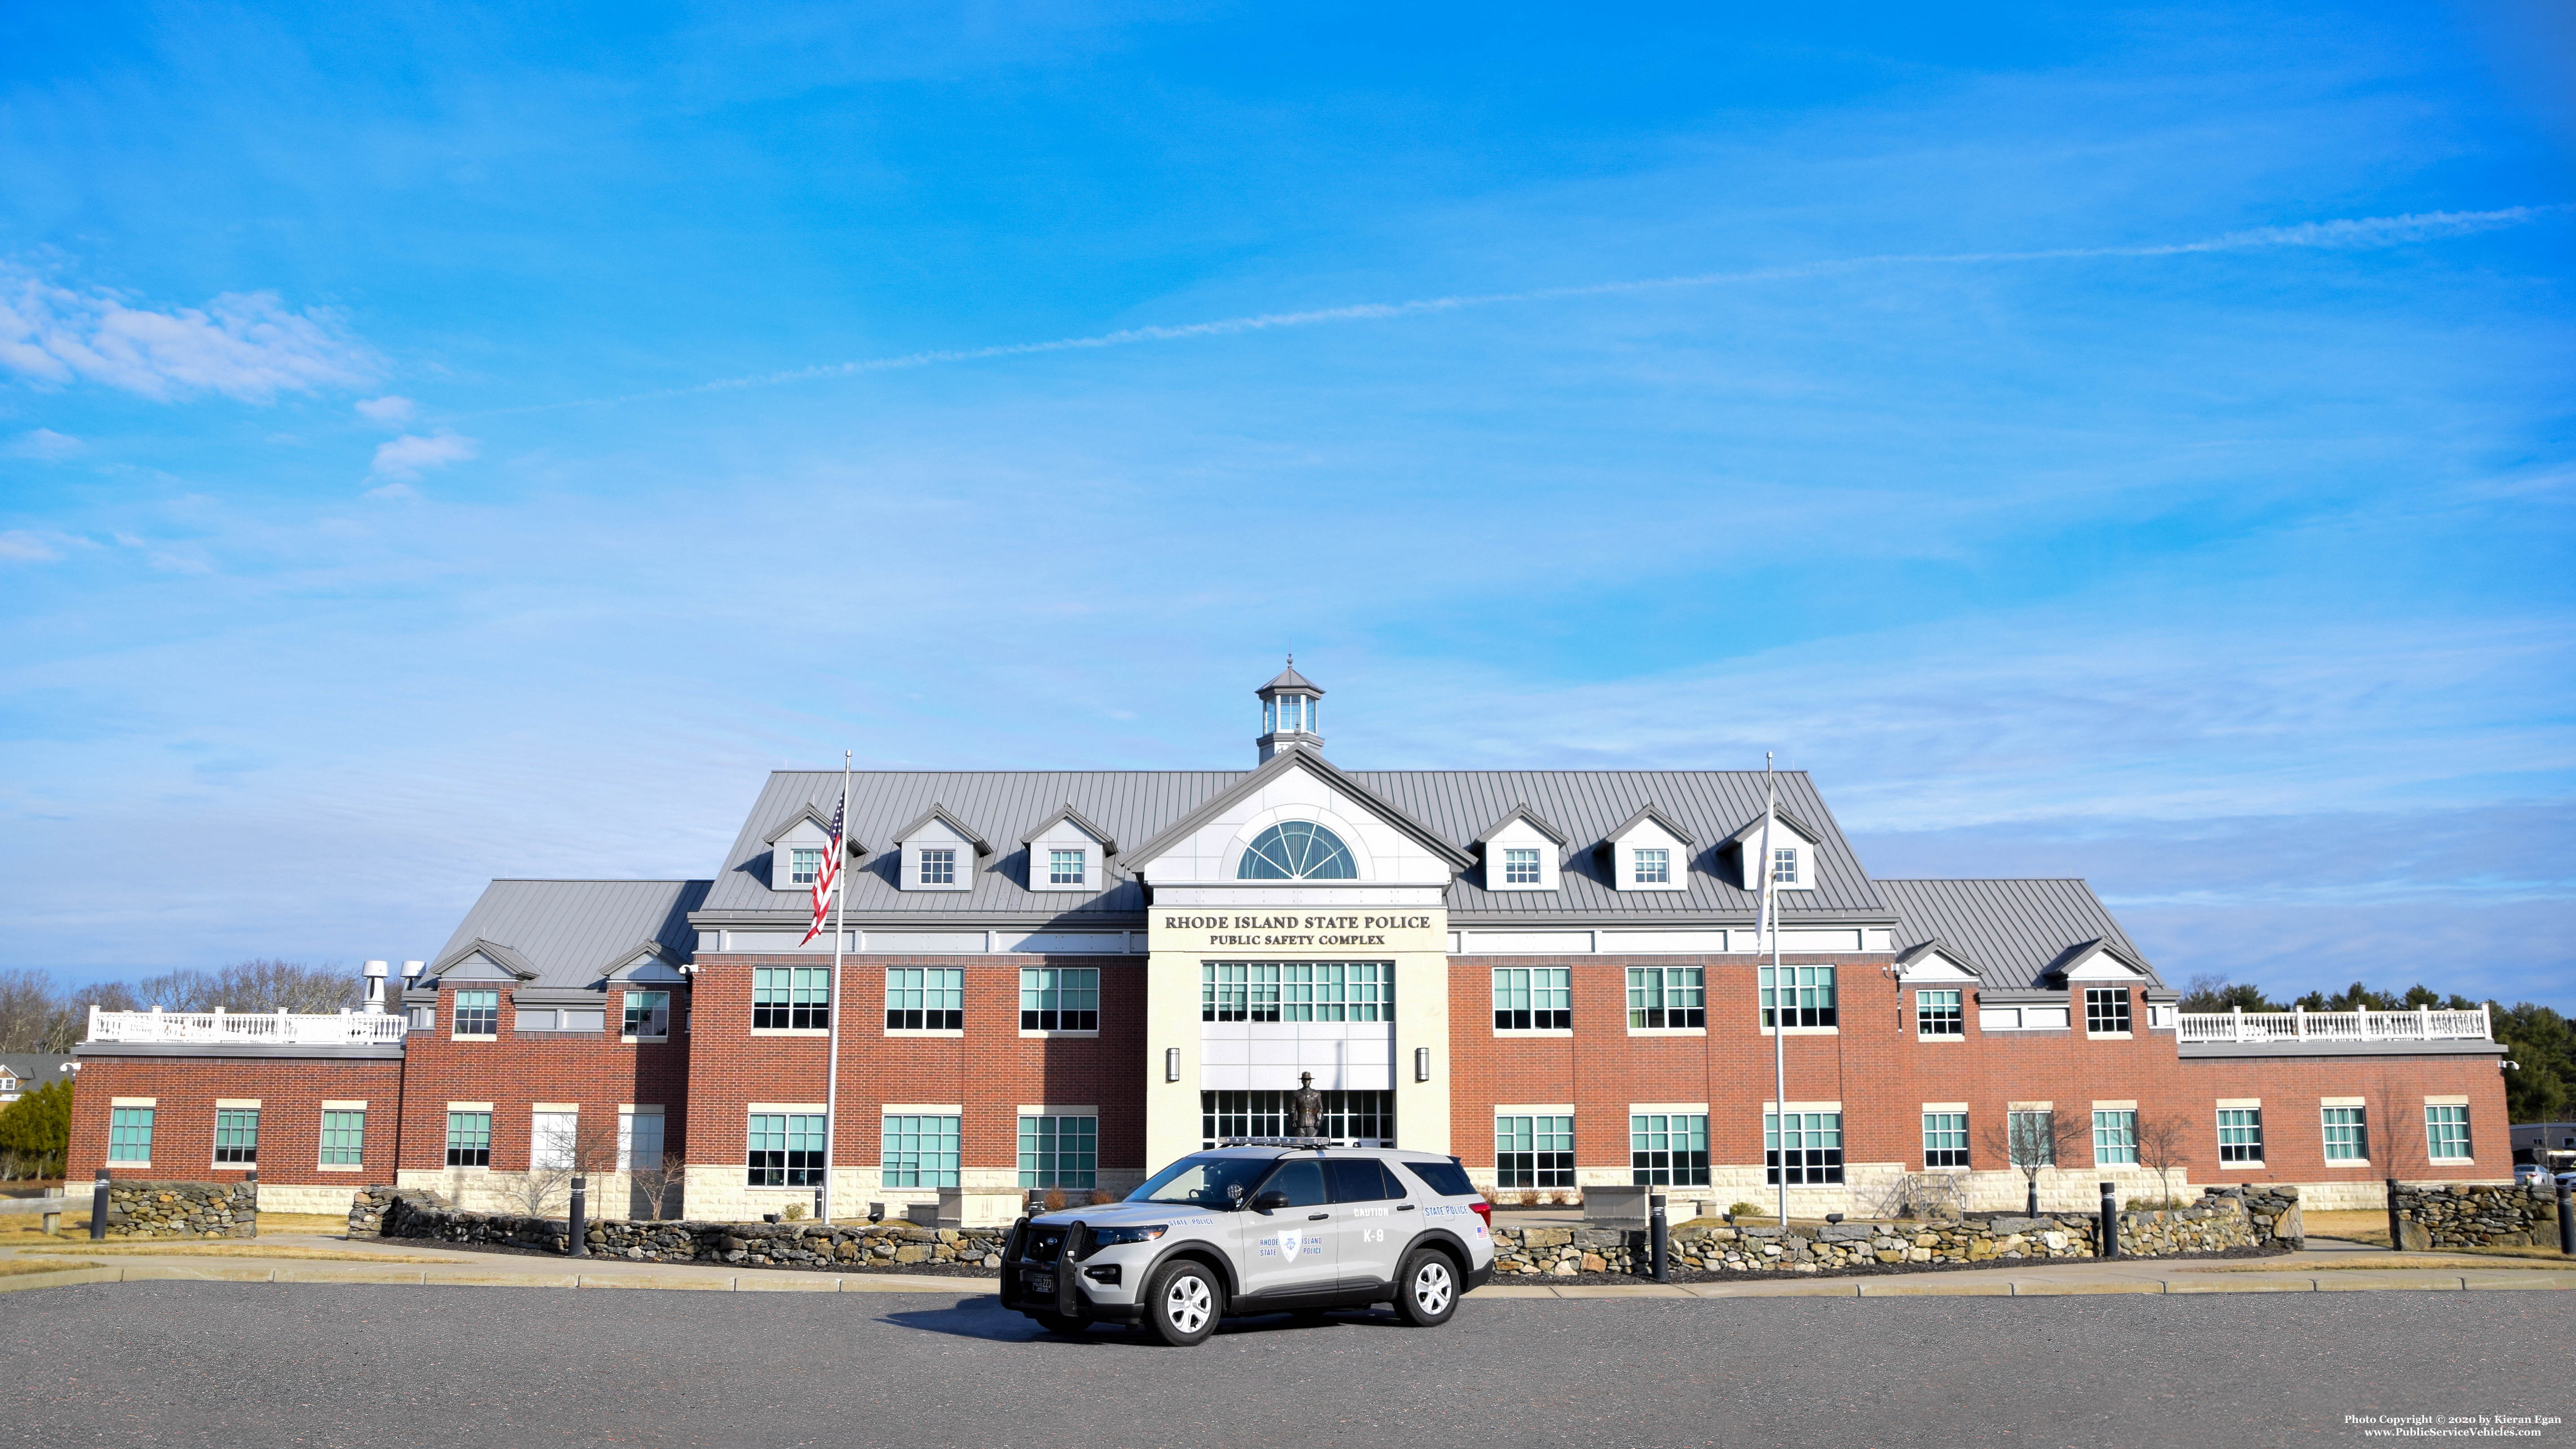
[
  {"x1": 244, "y1": 1167, "x2": 258, "y2": 1239},
  {"x1": 2099, "y1": 1181, "x2": 2118, "y2": 1259},
  {"x1": 88, "y1": 1169, "x2": 108, "y2": 1240},
  {"x1": 567, "y1": 1174, "x2": 588, "y2": 1257},
  {"x1": 1650, "y1": 1193, "x2": 1669, "y2": 1283},
  {"x1": 2026, "y1": 1179, "x2": 2038, "y2": 1217},
  {"x1": 2385, "y1": 1176, "x2": 2405, "y2": 1253},
  {"x1": 2558, "y1": 1184, "x2": 2573, "y2": 1259}
]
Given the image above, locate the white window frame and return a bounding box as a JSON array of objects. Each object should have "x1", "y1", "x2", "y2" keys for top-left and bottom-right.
[
  {"x1": 1759, "y1": 964, "x2": 1838, "y2": 1033},
  {"x1": 1632, "y1": 847, "x2": 1671, "y2": 885},
  {"x1": 788, "y1": 847, "x2": 824, "y2": 887},
  {"x1": 2084, "y1": 986, "x2": 2133, "y2": 1038},
  {"x1": 2322, "y1": 1104, "x2": 2369, "y2": 1164},
  {"x1": 1047, "y1": 847, "x2": 1087, "y2": 887},
  {"x1": 1020, "y1": 966, "x2": 1100, "y2": 1035},
  {"x1": 2092, "y1": 1108, "x2": 2139, "y2": 1166},
  {"x1": 1502, "y1": 847, "x2": 1542, "y2": 887},
  {"x1": 1922, "y1": 1110, "x2": 1970, "y2": 1169},
  {"x1": 1495, "y1": 1114, "x2": 1574, "y2": 1188},
  {"x1": 1625, "y1": 965, "x2": 1705, "y2": 1033},
  {"x1": 2424, "y1": 1103, "x2": 2473, "y2": 1163},
  {"x1": 619, "y1": 1106, "x2": 665, "y2": 1172},
  {"x1": 622, "y1": 989, "x2": 671, "y2": 1042},
  {"x1": 2216, "y1": 1106, "x2": 2264, "y2": 1166},
  {"x1": 318, "y1": 1108, "x2": 366, "y2": 1169},
  {"x1": 1491, "y1": 966, "x2": 1573, "y2": 1034},
  {"x1": 451, "y1": 988, "x2": 499, "y2": 1040},
  {"x1": 1916, "y1": 988, "x2": 1964, "y2": 1038},
  {"x1": 886, "y1": 967, "x2": 965, "y2": 1034},
  {"x1": 1017, "y1": 1113, "x2": 1098, "y2": 1190},
  {"x1": 882, "y1": 1112, "x2": 962, "y2": 1187},
  {"x1": 530, "y1": 1109, "x2": 579, "y2": 1172},
  {"x1": 108, "y1": 1104, "x2": 155, "y2": 1165}
]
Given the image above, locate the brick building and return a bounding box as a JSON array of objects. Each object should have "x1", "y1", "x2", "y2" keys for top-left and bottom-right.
[{"x1": 68, "y1": 665, "x2": 2509, "y2": 1218}]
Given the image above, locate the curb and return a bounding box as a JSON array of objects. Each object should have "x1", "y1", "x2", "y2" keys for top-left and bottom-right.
[{"x1": 4, "y1": 1264, "x2": 2567, "y2": 1299}]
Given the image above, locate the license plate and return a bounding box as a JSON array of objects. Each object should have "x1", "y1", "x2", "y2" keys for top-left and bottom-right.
[{"x1": 1024, "y1": 1271, "x2": 1055, "y2": 1294}]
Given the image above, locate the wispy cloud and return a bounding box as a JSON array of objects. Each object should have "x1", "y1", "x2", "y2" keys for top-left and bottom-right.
[
  {"x1": 366, "y1": 431, "x2": 477, "y2": 482},
  {"x1": 0, "y1": 529, "x2": 61, "y2": 562},
  {"x1": 354, "y1": 395, "x2": 415, "y2": 426},
  {"x1": 516, "y1": 205, "x2": 2570, "y2": 414},
  {"x1": 0, "y1": 261, "x2": 377, "y2": 401},
  {"x1": 5, "y1": 427, "x2": 82, "y2": 460}
]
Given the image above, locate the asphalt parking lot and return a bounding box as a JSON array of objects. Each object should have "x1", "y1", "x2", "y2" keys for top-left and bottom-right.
[{"x1": 4, "y1": 1282, "x2": 2568, "y2": 1447}]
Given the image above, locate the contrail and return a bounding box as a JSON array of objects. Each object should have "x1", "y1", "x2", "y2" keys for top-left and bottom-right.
[{"x1": 504, "y1": 205, "x2": 2565, "y2": 414}]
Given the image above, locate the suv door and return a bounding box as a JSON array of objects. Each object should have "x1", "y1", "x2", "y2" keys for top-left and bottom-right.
[
  {"x1": 1233, "y1": 1157, "x2": 1339, "y2": 1302},
  {"x1": 1327, "y1": 1157, "x2": 1408, "y2": 1293}
]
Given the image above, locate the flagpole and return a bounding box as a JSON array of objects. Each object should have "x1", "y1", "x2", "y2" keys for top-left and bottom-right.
[
  {"x1": 822, "y1": 750, "x2": 850, "y2": 1224},
  {"x1": 1763, "y1": 753, "x2": 1787, "y2": 1229}
]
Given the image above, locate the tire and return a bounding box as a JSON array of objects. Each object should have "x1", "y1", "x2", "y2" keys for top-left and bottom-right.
[
  {"x1": 1142, "y1": 1259, "x2": 1224, "y2": 1346},
  {"x1": 1031, "y1": 1311, "x2": 1086, "y2": 1337},
  {"x1": 1393, "y1": 1248, "x2": 1460, "y2": 1327}
]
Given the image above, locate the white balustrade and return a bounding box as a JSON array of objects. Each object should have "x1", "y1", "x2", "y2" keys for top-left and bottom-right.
[
  {"x1": 2174, "y1": 1003, "x2": 2491, "y2": 1044},
  {"x1": 85, "y1": 1006, "x2": 409, "y2": 1047}
]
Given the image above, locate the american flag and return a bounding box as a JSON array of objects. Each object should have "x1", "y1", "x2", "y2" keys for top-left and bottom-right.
[{"x1": 799, "y1": 791, "x2": 845, "y2": 946}]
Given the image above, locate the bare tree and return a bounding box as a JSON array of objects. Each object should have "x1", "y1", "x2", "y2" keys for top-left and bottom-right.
[
  {"x1": 627, "y1": 1151, "x2": 683, "y2": 1222},
  {"x1": 1980, "y1": 1108, "x2": 2089, "y2": 1214},
  {"x1": 134, "y1": 960, "x2": 361, "y2": 1014},
  {"x1": 509, "y1": 1114, "x2": 620, "y2": 1220},
  {"x1": 2135, "y1": 1113, "x2": 2191, "y2": 1208}
]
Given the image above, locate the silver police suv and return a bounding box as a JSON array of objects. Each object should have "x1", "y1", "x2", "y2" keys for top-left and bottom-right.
[{"x1": 1001, "y1": 1141, "x2": 1496, "y2": 1346}]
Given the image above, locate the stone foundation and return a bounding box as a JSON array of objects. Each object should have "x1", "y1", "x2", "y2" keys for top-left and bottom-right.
[
  {"x1": 361, "y1": 1190, "x2": 1009, "y2": 1268},
  {"x1": 1490, "y1": 1186, "x2": 2300, "y2": 1276},
  {"x1": 96, "y1": 1180, "x2": 258, "y2": 1239},
  {"x1": 2389, "y1": 1183, "x2": 2563, "y2": 1250}
]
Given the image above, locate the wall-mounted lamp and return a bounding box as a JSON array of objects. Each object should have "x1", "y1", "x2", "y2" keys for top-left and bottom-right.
[
  {"x1": 1415, "y1": 1046, "x2": 1431, "y2": 1083},
  {"x1": 1165, "y1": 1048, "x2": 1181, "y2": 1083}
]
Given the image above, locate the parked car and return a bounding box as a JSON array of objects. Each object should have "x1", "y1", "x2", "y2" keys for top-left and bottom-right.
[{"x1": 999, "y1": 1141, "x2": 1496, "y2": 1346}]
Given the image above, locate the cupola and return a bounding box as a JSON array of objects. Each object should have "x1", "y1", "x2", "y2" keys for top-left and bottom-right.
[{"x1": 1255, "y1": 657, "x2": 1324, "y2": 762}]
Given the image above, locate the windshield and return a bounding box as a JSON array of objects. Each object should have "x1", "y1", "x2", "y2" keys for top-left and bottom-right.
[{"x1": 1128, "y1": 1154, "x2": 1275, "y2": 1208}]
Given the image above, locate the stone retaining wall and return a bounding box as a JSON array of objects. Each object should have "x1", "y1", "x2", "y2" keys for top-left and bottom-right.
[
  {"x1": 1492, "y1": 1186, "x2": 2298, "y2": 1276},
  {"x1": 2389, "y1": 1183, "x2": 2563, "y2": 1250},
  {"x1": 97, "y1": 1180, "x2": 258, "y2": 1239},
  {"x1": 360, "y1": 1190, "x2": 1009, "y2": 1268}
]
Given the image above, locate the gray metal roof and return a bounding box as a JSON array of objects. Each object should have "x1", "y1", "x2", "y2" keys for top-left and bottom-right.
[
  {"x1": 430, "y1": 879, "x2": 711, "y2": 991},
  {"x1": 0, "y1": 1053, "x2": 73, "y2": 1083},
  {"x1": 1874, "y1": 878, "x2": 2162, "y2": 990},
  {"x1": 695, "y1": 765, "x2": 1888, "y2": 924}
]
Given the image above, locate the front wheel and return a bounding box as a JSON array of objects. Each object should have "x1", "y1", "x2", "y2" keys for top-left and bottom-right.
[
  {"x1": 1142, "y1": 1259, "x2": 1224, "y2": 1346},
  {"x1": 1393, "y1": 1248, "x2": 1459, "y2": 1327}
]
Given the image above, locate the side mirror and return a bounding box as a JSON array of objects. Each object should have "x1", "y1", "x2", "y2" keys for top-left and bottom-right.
[{"x1": 1251, "y1": 1189, "x2": 1290, "y2": 1214}]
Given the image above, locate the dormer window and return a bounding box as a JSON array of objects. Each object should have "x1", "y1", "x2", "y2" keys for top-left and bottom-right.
[
  {"x1": 788, "y1": 848, "x2": 823, "y2": 887},
  {"x1": 1635, "y1": 848, "x2": 1671, "y2": 884},
  {"x1": 1048, "y1": 847, "x2": 1086, "y2": 886},
  {"x1": 1503, "y1": 848, "x2": 1541, "y2": 885},
  {"x1": 1726, "y1": 809, "x2": 1818, "y2": 892},
  {"x1": 920, "y1": 848, "x2": 956, "y2": 886},
  {"x1": 1604, "y1": 805, "x2": 1692, "y2": 892}
]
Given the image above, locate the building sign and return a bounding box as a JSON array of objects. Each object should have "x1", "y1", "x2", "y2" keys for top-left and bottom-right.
[{"x1": 1151, "y1": 910, "x2": 1447, "y2": 954}]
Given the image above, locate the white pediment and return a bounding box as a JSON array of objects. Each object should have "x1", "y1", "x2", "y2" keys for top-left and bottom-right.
[
  {"x1": 2061, "y1": 943, "x2": 2151, "y2": 981},
  {"x1": 1135, "y1": 756, "x2": 1457, "y2": 892}
]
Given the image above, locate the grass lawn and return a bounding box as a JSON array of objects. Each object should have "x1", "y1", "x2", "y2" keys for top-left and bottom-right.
[
  {"x1": 10, "y1": 1241, "x2": 455, "y2": 1262},
  {"x1": 0, "y1": 1257, "x2": 106, "y2": 1276}
]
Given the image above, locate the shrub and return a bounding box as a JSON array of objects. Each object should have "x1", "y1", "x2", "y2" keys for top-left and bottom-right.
[
  {"x1": 782, "y1": 1202, "x2": 806, "y2": 1221},
  {"x1": 1043, "y1": 1188, "x2": 1067, "y2": 1212},
  {"x1": 1087, "y1": 1189, "x2": 1115, "y2": 1206},
  {"x1": 1727, "y1": 1201, "x2": 1763, "y2": 1218}
]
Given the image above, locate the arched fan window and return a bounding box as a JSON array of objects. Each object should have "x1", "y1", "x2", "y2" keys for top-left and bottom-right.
[{"x1": 1236, "y1": 821, "x2": 1358, "y2": 880}]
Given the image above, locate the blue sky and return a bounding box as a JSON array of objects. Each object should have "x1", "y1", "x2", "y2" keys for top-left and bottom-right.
[{"x1": 3, "y1": 2, "x2": 2571, "y2": 1008}]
